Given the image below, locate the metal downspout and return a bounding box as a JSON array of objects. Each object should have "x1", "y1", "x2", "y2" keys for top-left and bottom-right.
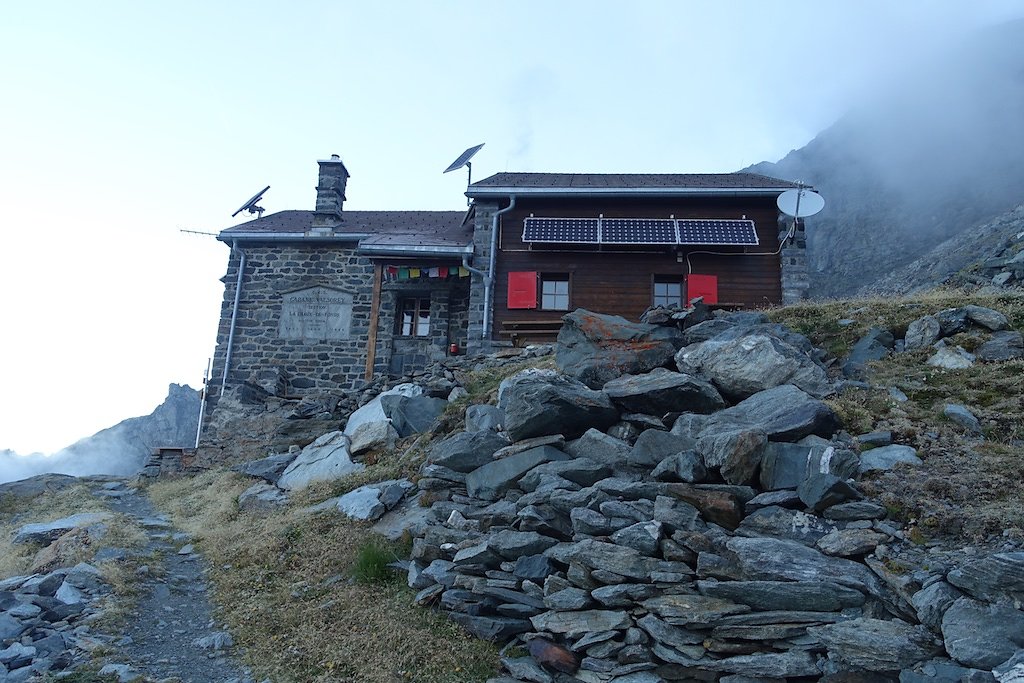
[
  {"x1": 482, "y1": 196, "x2": 516, "y2": 340},
  {"x1": 220, "y1": 240, "x2": 246, "y2": 395}
]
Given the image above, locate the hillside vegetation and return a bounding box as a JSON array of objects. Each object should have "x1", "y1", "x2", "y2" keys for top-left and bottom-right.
[{"x1": 141, "y1": 290, "x2": 1023, "y2": 681}]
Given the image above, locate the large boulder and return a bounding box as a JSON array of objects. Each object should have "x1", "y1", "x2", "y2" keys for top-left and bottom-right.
[
  {"x1": 603, "y1": 368, "x2": 725, "y2": 415},
  {"x1": 343, "y1": 383, "x2": 423, "y2": 436},
  {"x1": 698, "y1": 385, "x2": 839, "y2": 443},
  {"x1": 555, "y1": 309, "x2": 680, "y2": 388},
  {"x1": 905, "y1": 315, "x2": 942, "y2": 351},
  {"x1": 677, "y1": 333, "x2": 830, "y2": 400},
  {"x1": 758, "y1": 442, "x2": 859, "y2": 491},
  {"x1": 946, "y1": 552, "x2": 1024, "y2": 604},
  {"x1": 465, "y1": 445, "x2": 569, "y2": 501},
  {"x1": 841, "y1": 327, "x2": 894, "y2": 379},
  {"x1": 380, "y1": 394, "x2": 448, "y2": 437},
  {"x1": 13, "y1": 512, "x2": 112, "y2": 545},
  {"x1": 696, "y1": 428, "x2": 767, "y2": 485},
  {"x1": 427, "y1": 430, "x2": 510, "y2": 473},
  {"x1": 975, "y1": 330, "x2": 1024, "y2": 361},
  {"x1": 941, "y1": 597, "x2": 1024, "y2": 669},
  {"x1": 277, "y1": 431, "x2": 364, "y2": 491},
  {"x1": 499, "y1": 373, "x2": 619, "y2": 442},
  {"x1": 809, "y1": 618, "x2": 940, "y2": 672},
  {"x1": 231, "y1": 453, "x2": 296, "y2": 484}
]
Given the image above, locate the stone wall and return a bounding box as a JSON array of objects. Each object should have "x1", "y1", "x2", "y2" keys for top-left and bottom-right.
[
  {"x1": 207, "y1": 242, "x2": 377, "y2": 406},
  {"x1": 204, "y1": 242, "x2": 475, "y2": 444},
  {"x1": 780, "y1": 216, "x2": 811, "y2": 304},
  {"x1": 466, "y1": 201, "x2": 497, "y2": 355}
]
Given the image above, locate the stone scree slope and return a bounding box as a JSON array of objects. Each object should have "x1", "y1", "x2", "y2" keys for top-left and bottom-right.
[{"x1": 397, "y1": 309, "x2": 1024, "y2": 683}]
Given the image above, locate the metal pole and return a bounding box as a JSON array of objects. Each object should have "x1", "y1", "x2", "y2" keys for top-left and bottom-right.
[{"x1": 194, "y1": 357, "x2": 211, "y2": 448}]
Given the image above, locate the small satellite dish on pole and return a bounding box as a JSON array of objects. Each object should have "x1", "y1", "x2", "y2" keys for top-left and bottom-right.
[
  {"x1": 777, "y1": 185, "x2": 825, "y2": 218},
  {"x1": 444, "y1": 143, "x2": 485, "y2": 206},
  {"x1": 232, "y1": 185, "x2": 271, "y2": 219}
]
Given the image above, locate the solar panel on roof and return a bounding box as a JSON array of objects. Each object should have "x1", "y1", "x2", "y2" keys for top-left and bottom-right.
[
  {"x1": 677, "y1": 219, "x2": 758, "y2": 246},
  {"x1": 601, "y1": 218, "x2": 677, "y2": 244},
  {"x1": 522, "y1": 217, "x2": 599, "y2": 243}
]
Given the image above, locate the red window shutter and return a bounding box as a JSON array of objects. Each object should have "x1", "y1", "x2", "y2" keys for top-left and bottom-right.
[
  {"x1": 507, "y1": 271, "x2": 538, "y2": 309},
  {"x1": 687, "y1": 274, "x2": 718, "y2": 304}
]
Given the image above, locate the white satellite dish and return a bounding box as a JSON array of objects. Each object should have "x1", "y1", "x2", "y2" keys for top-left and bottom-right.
[{"x1": 777, "y1": 187, "x2": 825, "y2": 218}]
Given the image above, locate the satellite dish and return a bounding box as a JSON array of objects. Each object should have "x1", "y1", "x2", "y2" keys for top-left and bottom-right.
[
  {"x1": 777, "y1": 187, "x2": 825, "y2": 218},
  {"x1": 232, "y1": 185, "x2": 271, "y2": 218}
]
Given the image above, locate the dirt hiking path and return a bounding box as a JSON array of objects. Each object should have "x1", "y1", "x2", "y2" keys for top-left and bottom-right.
[{"x1": 96, "y1": 481, "x2": 262, "y2": 683}]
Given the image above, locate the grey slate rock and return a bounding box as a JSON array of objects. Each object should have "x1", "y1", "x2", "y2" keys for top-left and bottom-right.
[
  {"x1": 448, "y1": 612, "x2": 532, "y2": 641},
  {"x1": 993, "y1": 651, "x2": 1024, "y2": 681},
  {"x1": 858, "y1": 430, "x2": 894, "y2": 447},
  {"x1": 744, "y1": 489, "x2": 803, "y2": 512},
  {"x1": 562, "y1": 539, "x2": 662, "y2": 580},
  {"x1": 798, "y1": 472, "x2": 861, "y2": 511},
  {"x1": 809, "y1": 617, "x2": 940, "y2": 672},
  {"x1": 629, "y1": 429, "x2": 698, "y2": 469},
  {"x1": 823, "y1": 501, "x2": 888, "y2": 521},
  {"x1": 501, "y1": 656, "x2": 553, "y2": 683},
  {"x1": 641, "y1": 593, "x2": 749, "y2": 626},
  {"x1": 13, "y1": 512, "x2": 111, "y2": 545},
  {"x1": 465, "y1": 404, "x2": 505, "y2": 432},
  {"x1": 843, "y1": 327, "x2": 894, "y2": 378},
  {"x1": 911, "y1": 581, "x2": 962, "y2": 632},
  {"x1": 697, "y1": 428, "x2": 767, "y2": 485},
  {"x1": 737, "y1": 506, "x2": 837, "y2": 546},
  {"x1": 519, "y1": 458, "x2": 610, "y2": 492},
  {"x1": 231, "y1": 452, "x2": 296, "y2": 484},
  {"x1": 610, "y1": 522, "x2": 663, "y2": 557},
  {"x1": 697, "y1": 578, "x2": 864, "y2": 611},
  {"x1": 382, "y1": 394, "x2": 448, "y2": 437},
  {"x1": 466, "y1": 445, "x2": 569, "y2": 501},
  {"x1": 725, "y1": 536, "x2": 886, "y2": 598},
  {"x1": 603, "y1": 368, "x2": 726, "y2": 415},
  {"x1": 500, "y1": 373, "x2": 620, "y2": 441},
  {"x1": 935, "y1": 308, "x2": 970, "y2": 336},
  {"x1": 531, "y1": 609, "x2": 632, "y2": 636},
  {"x1": 947, "y1": 551, "x2": 1024, "y2": 604},
  {"x1": 566, "y1": 429, "x2": 634, "y2": 468},
  {"x1": 859, "y1": 445, "x2": 923, "y2": 473},
  {"x1": 700, "y1": 384, "x2": 839, "y2": 443},
  {"x1": 942, "y1": 404, "x2": 982, "y2": 435},
  {"x1": 555, "y1": 309, "x2": 680, "y2": 389},
  {"x1": 513, "y1": 555, "x2": 555, "y2": 581},
  {"x1": 941, "y1": 597, "x2": 1024, "y2": 669},
  {"x1": 678, "y1": 332, "x2": 831, "y2": 399},
  {"x1": 488, "y1": 530, "x2": 560, "y2": 560},
  {"x1": 650, "y1": 449, "x2": 706, "y2": 483},
  {"x1": 964, "y1": 304, "x2": 1009, "y2": 330},
  {"x1": 905, "y1": 316, "x2": 942, "y2": 351},
  {"x1": 428, "y1": 430, "x2": 511, "y2": 473},
  {"x1": 237, "y1": 482, "x2": 289, "y2": 511},
  {"x1": 975, "y1": 330, "x2": 1023, "y2": 361},
  {"x1": 758, "y1": 442, "x2": 859, "y2": 490},
  {"x1": 816, "y1": 528, "x2": 887, "y2": 557}
]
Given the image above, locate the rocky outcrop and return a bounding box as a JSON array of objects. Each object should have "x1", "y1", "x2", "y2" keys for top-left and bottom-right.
[{"x1": 386, "y1": 308, "x2": 1024, "y2": 683}]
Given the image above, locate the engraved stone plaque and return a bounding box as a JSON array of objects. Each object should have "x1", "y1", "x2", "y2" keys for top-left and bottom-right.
[{"x1": 278, "y1": 287, "x2": 352, "y2": 341}]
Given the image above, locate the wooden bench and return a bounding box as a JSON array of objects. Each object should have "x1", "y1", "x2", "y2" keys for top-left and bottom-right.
[{"x1": 499, "y1": 319, "x2": 564, "y2": 346}]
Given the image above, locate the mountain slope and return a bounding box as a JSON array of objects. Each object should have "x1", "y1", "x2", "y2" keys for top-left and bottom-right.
[
  {"x1": 0, "y1": 384, "x2": 200, "y2": 483},
  {"x1": 747, "y1": 18, "x2": 1024, "y2": 297}
]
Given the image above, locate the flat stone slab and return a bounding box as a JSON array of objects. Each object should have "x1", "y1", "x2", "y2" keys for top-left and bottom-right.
[{"x1": 13, "y1": 512, "x2": 112, "y2": 545}]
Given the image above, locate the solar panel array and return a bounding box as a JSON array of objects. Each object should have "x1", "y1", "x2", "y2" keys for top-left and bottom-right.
[
  {"x1": 678, "y1": 219, "x2": 758, "y2": 246},
  {"x1": 522, "y1": 217, "x2": 599, "y2": 243},
  {"x1": 522, "y1": 217, "x2": 758, "y2": 246},
  {"x1": 601, "y1": 218, "x2": 676, "y2": 244}
]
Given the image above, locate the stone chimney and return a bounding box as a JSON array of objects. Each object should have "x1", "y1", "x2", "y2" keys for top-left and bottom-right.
[{"x1": 312, "y1": 154, "x2": 349, "y2": 227}]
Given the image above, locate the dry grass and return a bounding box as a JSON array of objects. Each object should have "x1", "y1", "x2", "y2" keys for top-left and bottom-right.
[
  {"x1": 147, "y1": 471, "x2": 500, "y2": 683},
  {"x1": 772, "y1": 289, "x2": 1024, "y2": 542},
  {"x1": 0, "y1": 483, "x2": 110, "y2": 579}
]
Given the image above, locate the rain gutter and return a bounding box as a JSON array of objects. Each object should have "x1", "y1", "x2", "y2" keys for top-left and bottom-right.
[
  {"x1": 220, "y1": 240, "x2": 246, "y2": 396},
  {"x1": 481, "y1": 196, "x2": 516, "y2": 340}
]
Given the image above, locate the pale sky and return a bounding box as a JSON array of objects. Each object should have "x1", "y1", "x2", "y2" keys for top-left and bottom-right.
[{"x1": 1, "y1": 1, "x2": 1021, "y2": 457}]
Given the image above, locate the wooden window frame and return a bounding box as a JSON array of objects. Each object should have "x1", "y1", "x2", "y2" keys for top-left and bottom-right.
[
  {"x1": 652, "y1": 275, "x2": 684, "y2": 308},
  {"x1": 540, "y1": 273, "x2": 571, "y2": 311},
  {"x1": 396, "y1": 296, "x2": 431, "y2": 337}
]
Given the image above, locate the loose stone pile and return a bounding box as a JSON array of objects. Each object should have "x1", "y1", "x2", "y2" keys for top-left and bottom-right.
[{"x1": 397, "y1": 309, "x2": 1024, "y2": 682}]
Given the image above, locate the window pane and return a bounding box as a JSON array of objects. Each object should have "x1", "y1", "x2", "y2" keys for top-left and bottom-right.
[{"x1": 416, "y1": 309, "x2": 430, "y2": 336}]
